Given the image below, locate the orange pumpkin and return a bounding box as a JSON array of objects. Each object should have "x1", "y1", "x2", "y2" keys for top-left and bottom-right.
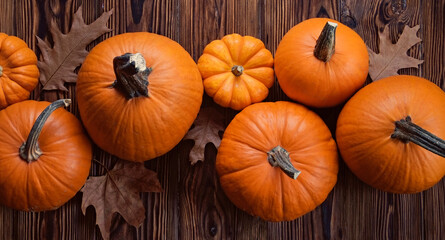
[
  {"x1": 216, "y1": 101, "x2": 338, "y2": 221},
  {"x1": 197, "y1": 34, "x2": 274, "y2": 110},
  {"x1": 77, "y1": 33, "x2": 203, "y2": 162},
  {"x1": 0, "y1": 33, "x2": 39, "y2": 109},
  {"x1": 275, "y1": 18, "x2": 368, "y2": 107},
  {"x1": 0, "y1": 99, "x2": 92, "y2": 211},
  {"x1": 336, "y1": 75, "x2": 445, "y2": 193}
]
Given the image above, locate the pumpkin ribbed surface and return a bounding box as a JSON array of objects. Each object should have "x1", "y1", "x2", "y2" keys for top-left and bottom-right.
[
  {"x1": 197, "y1": 34, "x2": 274, "y2": 110},
  {"x1": 0, "y1": 33, "x2": 39, "y2": 109},
  {"x1": 0, "y1": 100, "x2": 91, "y2": 211},
  {"x1": 336, "y1": 75, "x2": 445, "y2": 193},
  {"x1": 77, "y1": 32, "x2": 203, "y2": 162},
  {"x1": 275, "y1": 18, "x2": 368, "y2": 107},
  {"x1": 216, "y1": 101, "x2": 338, "y2": 221}
]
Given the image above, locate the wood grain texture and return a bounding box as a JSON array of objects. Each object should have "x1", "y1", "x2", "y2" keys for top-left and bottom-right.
[
  {"x1": 330, "y1": 1, "x2": 427, "y2": 239},
  {"x1": 420, "y1": 1, "x2": 445, "y2": 238},
  {"x1": 0, "y1": 0, "x2": 445, "y2": 239}
]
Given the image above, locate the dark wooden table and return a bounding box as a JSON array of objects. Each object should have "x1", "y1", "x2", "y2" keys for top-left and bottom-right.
[{"x1": 0, "y1": 0, "x2": 444, "y2": 239}]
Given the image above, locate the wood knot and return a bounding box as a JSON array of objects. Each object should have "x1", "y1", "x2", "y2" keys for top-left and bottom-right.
[
  {"x1": 340, "y1": 4, "x2": 356, "y2": 28},
  {"x1": 381, "y1": 0, "x2": 407, "y2": 23},
  {"x1": 390, "y1": 0, "x2": 407, "y2": 15}
]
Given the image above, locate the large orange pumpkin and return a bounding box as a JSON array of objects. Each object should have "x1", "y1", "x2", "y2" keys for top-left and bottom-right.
[
  {"x1": 197, "y1": 34, "x2": 274, "y2": 110},
  {"x1": 274, "y1": 18, "x2": 368, "y2": 107},
  {"x1": 77, "y1": 33, "x2": 203, "y2": 162},
  {"x1": 0, "y1": 99, "x2": 92, "y2": 211},
  {"x1": 0, "y1": 33, "x2": 39, "y2": 109},
  {"x1": 336, "y1": 75, "x2": 445, "y2": 193},
  {"x1": 216, "y1": 101, "x2": 338, "y2": 221}
]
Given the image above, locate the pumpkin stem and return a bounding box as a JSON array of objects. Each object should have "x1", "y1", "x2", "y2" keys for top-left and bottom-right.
[
  {"x1": 19, "y1": 99, "x2": 71, "y2": 162},
  {"x1": 112, "y1": 53, "x2": 152, "y2": 99},
  {"x1": 391, "y1": 116, "x2": 445, "y2": 158},
  {"x1": 0, "y1": 65, "x2": 3, "y2": 76},
  {"x1": 231, "y1": 65, "x2": 244, "y2": 76},
  {"x1": 267, "y1": 146, "x2": 301, "y2": 179},
  {"x1": 314, "y1": 21, "x2": 338, "y2": 62}
]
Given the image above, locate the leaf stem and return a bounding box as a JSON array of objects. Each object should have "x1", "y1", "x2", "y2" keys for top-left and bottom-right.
[{"x1": 92, "y1": 158, "x2": 110, "y2": 173}]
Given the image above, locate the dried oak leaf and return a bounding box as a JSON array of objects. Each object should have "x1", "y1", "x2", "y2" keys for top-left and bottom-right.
[
  {"x1": 81, "y1": 160, "x2": 162, "y2": 240},
  {"x1": 368, "y1": 25, "x2": 423, "y2": 81},
  {"x1": 184, "y1": 107, "x2": 225, "y2": 165},
  {"x1": 37, "y1": 6, "x2": 112, "y2": 91}
]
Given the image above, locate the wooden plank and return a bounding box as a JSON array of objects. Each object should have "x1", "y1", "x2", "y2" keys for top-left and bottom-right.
[
  {"x1": 262, "y1": 1, "x2": 339, "y2": 239},
  {"x1": 103, "y1": 0, "x2": 182, "y2": 239},
  {"x1": 332, "y1": 1, "x2": 434, "y2": 240},
  {"x1": 35, "y1": 1, "x2": 105, "y2": 238},
  {"x1": 1, "y1": 0, "x2": 445, "y2": 239},
  {"x1": 177, "y1": 0, "x2": 268, "y2": 239},
  {"x1": 420, "y1": 0, "x2": 445, "y2": 87},
  {"x1": 421, "y1": 1, "x2": 445, "y2": 239},
  {"x1": 1, "y1": 0, "x2": 43, "y2": 239},
  {"x1": 178, "y1": 0, "x2": 226, "y2": 60},
  {"x1": 223, "y1": 1, "x2": 269, "y2": 239},
  {"x1": 0, "y1": 0, "x2": 16, "y2": 35}
]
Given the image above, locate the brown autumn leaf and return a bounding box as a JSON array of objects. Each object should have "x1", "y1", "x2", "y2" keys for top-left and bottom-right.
[
  {"x1": 81, "y1": 160, "x2": 162, "y2": 240},
  {"x1": 184, "y1": 107, "x2": 225, "y2": 165},
  {"x1": 368, "y1": 25, "x2": 423, "y2": 81},
  {"x1": 37, "y1": 6, "x2": 112, "y2": 91}
]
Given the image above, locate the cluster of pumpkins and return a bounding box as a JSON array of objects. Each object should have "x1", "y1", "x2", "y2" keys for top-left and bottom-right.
[{"x1": 0, "y1": 18, "x2": 444, "y2": 223}]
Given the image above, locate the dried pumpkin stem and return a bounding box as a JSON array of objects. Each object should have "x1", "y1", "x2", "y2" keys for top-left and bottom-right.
[
  {"x1": 19, "y1": 99, "x2": 71, "y2": 162},
  {"x1": 268, "y1": 146, "x2": 301, "y2": 179},
  {"x1": 314, "y1": 21, "x2": 338, "y2": 62},
  {"x1": 391, "y1": 116, "x2": 445, "y2": 158},
  {"x1": 231, "y1": 65, "x2": 244, "y2": 76},
  {"x1": 0, "y1": 65, "x2": 3, "y2": 76},
  {"x1": 112, "y1": 53, "x2": 152, "y2": 99}
]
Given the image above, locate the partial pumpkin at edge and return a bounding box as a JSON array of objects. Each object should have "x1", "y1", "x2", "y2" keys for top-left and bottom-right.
[{"x1": 336, "y1": 75, "x2": 445, "y2": 193}]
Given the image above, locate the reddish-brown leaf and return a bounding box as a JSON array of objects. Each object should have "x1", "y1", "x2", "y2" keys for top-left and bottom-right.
[
  {"x1": 81, "y1": 160, "x2": 162, "y2": 240},
  {"x1": 37, "y1": 6, "x2": 112, "y2": 91},
  {"x1": 368, "y1": 25, "x2": 423, "y2": 81},
  {"x1": 184, "y1": 107, "x2": 225, "y2": 165}
]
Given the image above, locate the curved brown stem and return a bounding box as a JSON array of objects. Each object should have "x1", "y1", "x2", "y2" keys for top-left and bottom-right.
[
  {"x1": 19, "y1": 99, "x2": 71, "y2": 162},
  {"x1": 231, "y1": 65, "x2": 244, "y2": 76},
  {"x1": 314, "y1": 21, "x2": 338, "y2": 62},
  {"x1": 268, "y1": 146, "x2": 301, "y2": 179},
  {"x1": 391, "y1": 116, "x2": 445, "y2": 158},
  {"x1": 112, "y1": 53, "x2": 152, "y2": 99}
]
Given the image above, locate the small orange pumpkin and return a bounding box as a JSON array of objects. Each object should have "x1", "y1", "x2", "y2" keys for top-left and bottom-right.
[
  {"x1": 336, "y1": 75, "x2": 445, "y2": 193},
  {"x1": 275, "y1": 18, "x2": 368, "y2": 107},
  {"x1": 77, "y1": 33, "x2": 203, "y2": 162},
  {"x1": 0, "y1": 33, "x2": 39, "y2": 109},
  {"x1": 216, "y1": 101, "x2": 338, "y2": 221},
  {"x1": 197, "y1": 34, "x2": 274, "y2": 110},
  {"x1": 0, "y1": 99, "x2": 92, "y2": 211}
]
